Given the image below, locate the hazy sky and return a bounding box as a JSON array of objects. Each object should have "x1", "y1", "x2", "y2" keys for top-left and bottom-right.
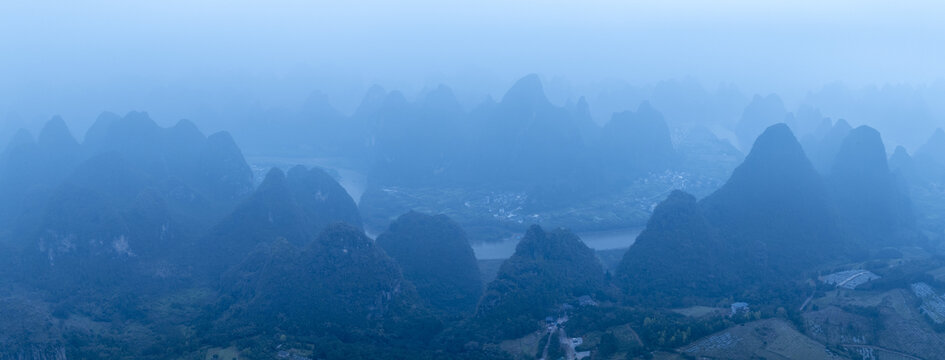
[{"x1": 1, "y1": 0, "x2": 943, "y2": 132}]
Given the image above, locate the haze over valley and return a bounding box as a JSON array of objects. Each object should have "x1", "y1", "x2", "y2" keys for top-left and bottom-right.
[{"x1": 2, "y1": 1, "x2": 945, "y2": 359}]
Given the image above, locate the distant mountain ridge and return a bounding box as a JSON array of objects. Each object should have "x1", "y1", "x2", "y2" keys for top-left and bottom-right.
[
  {"x1": 0, "y1": 112, "x2": 256, "y2": 293},
  {"x1": 618, "y1": 123, "x2": 927, "y2": 306},
  {"x1": 195, "y1": 166, "x2": 361, "y2": 275}
]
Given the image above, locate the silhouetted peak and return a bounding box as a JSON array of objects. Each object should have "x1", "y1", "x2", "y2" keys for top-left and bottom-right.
[
  {"x1": 523, "y1": 224, "x2": 546, "y2": 242},
  {"x1": 840, "y1": 125, "x2": 882, "y2": 149},
  {"x1": 615, "y1": 188, "x2": 728, "y2": 304},
  {"x1": 301, "y1": 90, "x2": 335, "y2": 111},
  {"x1": 640, "y1": 190, "x2": 707, "y2": 226},
  {"x1": 750, "y1": 93, "x2": 784, "y2": 107},
  {"x1": 353, "y1": 84, "x2": 388, "y2": 117},
  {"x1": 736, "y1": 94, "x2": 789, "y2": 149},
  {"x1": 570, "y1": 96, "x2": 594, "y2": 127},
  {"x1": 889, "y1": 145, "x2": 914, "y2": 175},
  {"x1": 501, "y1": 74, "x2": 548, "y2": 106},
  {"x1": 206, "y1": 131, "x2": 239, "y2": 150},
  {"x1": 742, "y1": 123, "x2": 808, "y2": 166},
  {"x1": 83, "y1": 111, "x2": 121, "y2": 144},
  {"x1": 285, "y1": 165, "x2": 335, "y2": 186},
  {"x1": 575, "y1": 96, "x2": 590, "y2": 112},
  {"x1": 832, "y1": 118, "x2": 852, "y2": 132},
  {"x1": 821, "y1": 119, "x2": 852, "y2": 143},
  {"x1": 381, "y1": 211, "x2": 464, "y2": 243},
  {"x1": 171, "y1": 118, "x2": 202, "y2": 135},
  {"x1": 283, "y1": 164, "x2": 362, "y2": 231},
  {"x1": 166, "y1": 119, "x2": 205, "y2": 147},
  {"x1": 476, "y1": 223, "x2": 603, "y2": 339},
  {"x1": 647, "y1": 191, "x2": 702, "y2": 227},
  {"x1": 37, "y1": 116, "x2": 78, "y2": 149},
  {"x1": 511, "y1": 225, "x2": 552, "y2": 256},
  {"x1": 830, "y1": 126, "x2": 918, "y2": 243},
  {"x1": 203, "y1": 131, "x2": 253, "y2": 196},
  {"x1": 890, "y1": 146, "x2": 912, "y2": 165},
  {"x1": 300, "y1": 91, "x2": 343, "y2": 121},
  {"x1": 717, "y1": 123, "x2": 823, "y2": 195},
  {"x1": 421, "y1": 84, "x2": 462, "y2": 111},
  {"x1": 385, "y1": 210, "x2": 423, "y2": 231},
  {"x1": 83, "y1": 111, "x2": 162, "y2": 146},
  {"x1": 259, "y1": 167, "x2": 288, "y2": 190},
  {"x1": 121, "y1": 111, "x2": 160, "y2": 129},
  {"x1": 635, "y1": 101, "x2": 661, "y2": 119},
  {"x1": 375, "y1": 210, "x2": 480, "y2": 313},
  {"x1": 286, "y1": 164, "x2": 309, "y2": 179},
  {"x1": 364, "y1": 84, "x2": 386, "y2": 96},
  {"x1": 661, "y1": 190, "x2": 698, "y2": 208},
  {"x1": 608, "y1": 102, "x2": 666, "y2": 126},
  {"x1": 891, "y1": 145, "x2": 910, "y2": 159},
  {"x1": 847, "y1": 124, "x2": 882, "y2": 142},
  {"x1": 830, "y1": 125, "x2": 888, "y2": 176},
  {"x1": 600, "y1": 102, "x2": 675, "y2": 174},
  {"x1": 804, "y1": 117, "x2": 853, "y2": 174},
  {"x1": 740, "y1": 94, "x2": 787, "y2": 120},
  {"x1": 647, "y1": 190, "x2": 707, "y2": 221},
  {"x1": 513, "y1": 225, "x2": 593, "y2": 260},
  {"x1": 424, "y1": 84, "x2": 455, "y2": 101},
  {"x1": 381, "y1": 90, "x2": 410, "y2": 109}
]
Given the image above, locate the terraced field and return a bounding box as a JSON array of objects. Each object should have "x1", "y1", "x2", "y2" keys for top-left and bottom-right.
[{"x1": 680, "y1": 319, "x2": 845, "y2": 360}]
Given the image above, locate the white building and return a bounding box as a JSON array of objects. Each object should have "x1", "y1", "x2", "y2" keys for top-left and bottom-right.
[{"x1": 730, "y1": 302, "x2": 749, "y2": 316}]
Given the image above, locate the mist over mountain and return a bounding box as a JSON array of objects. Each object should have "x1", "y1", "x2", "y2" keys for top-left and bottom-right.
[
  {"x1": 734, "y1": 94, "x2": 789, "y2": 151},
  {"x1": 366, "y1": 86, "x2": 465, "y2": 187},
  {"x1": 616, "y1": 124, "x2": 917, "y2": 307},
  {"x1": 3, "y1": 112, "x2": 251, "y2": 205},
  {"x1": 803, "y1": 118, "x2": 852, "y2": 174},
  {"x1": 196, "y1": 166, "x2": 360, "y2": 274},
  {"x1": 913, "y1": 128, "x2": 945, "y2": 179},
  {"x1": 889, "y1": 145, "x2": 915, "y2": 179},
  {"x1": 466, "y1": 75, "x2": 589, "y2": 193},
  {"x1": 803, "y1": 82, "x2": 945, "y2": 147},
  {"x1": 1, "y1": 75, "x2": 944, "y2": 359},
  {"x1": 828, "y1": 126, "x2": 920, "y2": 247},
  {"x1": 598, "y1": 102, "x2": 677, "y2": 185},
  {"x1": 3, "y1": 1, "x2": 945, "y2": 358},
  {"x1": 0, "y1": 113, "x2": 254, "y2": 259},
  {"x1": 701, "y1": 124, "x2": 844, "y2": 284},
  {"x1": 0, "y1": 118, "x2": 82, "y2": 234}
]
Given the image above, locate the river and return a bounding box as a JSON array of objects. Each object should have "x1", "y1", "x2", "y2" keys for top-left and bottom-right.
[
  {"x1": 247, "y1": 156, "x2": 643, "y2": 260},
  {"x1": 471, "y1": 227, "x2": 643, "y2": 260}
]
